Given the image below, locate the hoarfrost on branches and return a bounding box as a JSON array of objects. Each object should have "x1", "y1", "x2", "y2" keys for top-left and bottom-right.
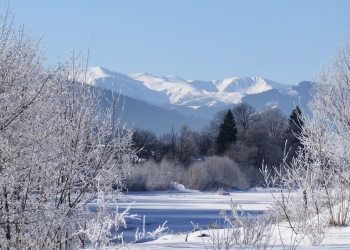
[
  {"x1": 261, "y1": 38, "x2": 350, "y2": 247},
  {"x1": 0, "y1": 8, "x2": 136, "y2": 249},
  {"x1": 134, "y1": 215, "x2": 169, "y2": 243}
]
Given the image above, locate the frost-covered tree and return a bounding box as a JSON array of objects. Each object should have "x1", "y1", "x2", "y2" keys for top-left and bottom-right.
[
  {"x1": 0, "y1": 9, "x2": 135, "y2": 249},
  {"x1": 263, "y1": 39, "x2": 350, "y2": 244},
  {"x1": 177, "y1": 125, "x2": 197, "y2": 167},
  {"x1": 261, "y1": 107, "x2": 287, "y2": 141}
]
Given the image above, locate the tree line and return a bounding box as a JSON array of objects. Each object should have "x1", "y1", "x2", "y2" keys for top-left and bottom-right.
[{"x1": 129, "y1": 103, "x2": 304, "y2": 190}]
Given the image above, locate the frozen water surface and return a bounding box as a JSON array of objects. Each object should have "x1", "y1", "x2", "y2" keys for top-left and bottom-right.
[
  {"x1": 87, "y1": 188, "x2": 350, "y2": 249},
  {"x1": 109, "y1": 189, "x2": 273, "y2": 242}
]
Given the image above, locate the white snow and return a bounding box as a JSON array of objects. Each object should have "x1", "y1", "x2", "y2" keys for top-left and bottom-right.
[
  {"x1": 129, "y1": 72, "x2": 200, "y2": 104},
  {"x1": 279, "y1": 88, "x2": 299, "y2": 96},
  {"x1": 86, "y1": 67, "x2": 293, "y2": 108},
  {"x1": 85, "y1": 67, "x2": 170, "y2": 105},
  {"x1": 214, "y1": 77, "x2": 287, "y2": 94},
  {"x1": 188, "y1": 106, "x2": 200, "y2": 110},
  {"x1": 92, "y1": 188, "x2": 350, "y2": 250}
]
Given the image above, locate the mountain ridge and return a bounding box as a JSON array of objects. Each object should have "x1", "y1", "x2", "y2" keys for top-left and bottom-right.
[
  {"x1": 86, "y1": 67, "x2": 294, "y2": 107},
  {"x1": 86, "y1": 66, "x2": 313, "y2": 124}
]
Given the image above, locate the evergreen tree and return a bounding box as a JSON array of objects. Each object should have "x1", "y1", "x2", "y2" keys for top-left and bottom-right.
[
  {"x1": 216, "y1": 110, "x2": 238, "y2": 154},
  {"x1": 288, "y1": 106, "x2": 303, "y2": 148},
  {"x1": 284, "y1": 106, "x2": 304, "y2": 163}
]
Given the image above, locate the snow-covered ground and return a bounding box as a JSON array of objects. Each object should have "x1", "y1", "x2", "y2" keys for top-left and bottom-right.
[{"x1": 89, "y1": 186, "x2": 350, "y2": 249}]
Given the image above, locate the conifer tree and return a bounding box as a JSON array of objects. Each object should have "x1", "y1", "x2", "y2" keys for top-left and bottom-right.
[
  {"x1": 288, "y1": 106, "x2": 304, "y2": 149},
  {"x1": 216, "y1": 110, "x2": 238, "y2": 154},
  {"x1": 283, "y1": 106, "x2": 304, "y2": 163}
]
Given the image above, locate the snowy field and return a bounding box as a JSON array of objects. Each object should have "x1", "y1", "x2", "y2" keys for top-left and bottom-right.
[{"x1": 87, "y1": 186, "x2": 350, "y2": 249}]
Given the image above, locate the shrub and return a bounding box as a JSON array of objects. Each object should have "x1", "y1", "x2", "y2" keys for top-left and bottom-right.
[
  {"x1": 126, "y1": 160, "x2": 183, "y2": 191},
  {"x1": 186, "y1": 156, "x2": 249, "y2": 190}
]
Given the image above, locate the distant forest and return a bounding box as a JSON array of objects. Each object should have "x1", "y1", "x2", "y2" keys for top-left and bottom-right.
[{"x1": 126, "y1": 103, "x2": 303, "y2": 191}]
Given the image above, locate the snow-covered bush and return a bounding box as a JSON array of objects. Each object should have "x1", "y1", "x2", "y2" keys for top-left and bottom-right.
[
  {"x1": 206, "y1": 200, "x2": 273, "y2": 250},
  {"x1": 126, "y1": 160, "x2": 184, "y2": 191},
  {"x1": 134, "y1": 216, "x2": 169, "y2": 243},
  {"x1": 126, "y1": 157, "x2": 249, "y2": 191},
  {"x1": 0, "y1": 9, "x2": 135, "y2": 249},
  {"x1": 187, "y1": 156, "x2": 249, "y2": 190},
  {"x1": 185, "y1": 160, "x2": 210, "y2": 190}
]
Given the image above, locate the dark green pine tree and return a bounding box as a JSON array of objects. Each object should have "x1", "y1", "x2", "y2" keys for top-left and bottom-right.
[
  {"x1": 288, "y1": 106, "x2": 303, "y2": 148},
  {"x1": 284, "y1": 106, "x2": 304, "y2": 163},
  {"x1": 216, "y1": 110, "x2": 238, "y2": 155}
]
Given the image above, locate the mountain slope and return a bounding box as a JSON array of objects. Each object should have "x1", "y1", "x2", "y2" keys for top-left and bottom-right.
[
  {"x1": 97, "y1": 86, "x2": 206, "y2": 135},
  {"x1": 242, "y1": 81, "x2": 313, "y2": 117},
  {"x1": 87, "y1": 67, "x2": 313, "y2": 124},
  {"x1": 86, "y1": 67, "x2": 169, "y2": 105},
  {"x1": 86, "y1": 67, "x2": 292, "y2": 108}
]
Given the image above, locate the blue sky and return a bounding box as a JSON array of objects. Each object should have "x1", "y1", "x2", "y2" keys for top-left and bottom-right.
[{"x1": 8, "y1": 0, "x2": 350, "y2": 85}]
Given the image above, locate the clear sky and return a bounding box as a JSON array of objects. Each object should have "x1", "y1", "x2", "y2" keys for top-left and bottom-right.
[{"x1": 7, "y1": 0, "x2": 350, "y2": 85}]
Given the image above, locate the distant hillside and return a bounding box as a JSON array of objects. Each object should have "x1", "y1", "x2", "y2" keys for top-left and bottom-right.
[
  {"x1": 242, "y1": 81, "x2": 313, "y2": 117},
  {"x1": 98, "y1": 87, "x2": 206, "y2": 135},
  {"x1": 85, "y1": 67, "x2": 314, "y2": 134}
]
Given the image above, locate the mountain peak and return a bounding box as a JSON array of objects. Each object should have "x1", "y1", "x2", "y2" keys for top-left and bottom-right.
[
  {"x1": 128, "y1": 72, "x2": 154, "y2": 78},
  {"x1": 86, "y1": 66, "x2": 297, "y2": 108},
  {"x1": 87, "y1": 66, "x2": 112, "y2": 78},
  {"x1": 214, "y1": 76, "x2": 288, "y2": 95}
]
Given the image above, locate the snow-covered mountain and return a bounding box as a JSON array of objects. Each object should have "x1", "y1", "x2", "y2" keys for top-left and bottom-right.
[
  {"x1": 86, "y1": 67, "x2": 292, "y2": 108},
  {"x1": 86, "y1": 67, "x2": 312, "y2": 122},
  {"x1": 86, "y1": 67, "x2": 169, "y2": 105},
  {"x1": 97, "y1": 87, "x2": 206, "y2": 135}
]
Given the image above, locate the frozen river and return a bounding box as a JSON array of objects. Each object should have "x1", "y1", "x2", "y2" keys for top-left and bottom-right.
[
  {"x1": 86, "y1": 189, "x2": 350, "y2": 249},
  {"x1": 113, "y1": 189, "x2": 274, "y2": 242}
]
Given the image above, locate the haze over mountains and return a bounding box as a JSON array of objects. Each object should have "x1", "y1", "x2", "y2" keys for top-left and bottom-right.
[{"x1": 86, "y1": 67, "x2": 312, "y2": 135}]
